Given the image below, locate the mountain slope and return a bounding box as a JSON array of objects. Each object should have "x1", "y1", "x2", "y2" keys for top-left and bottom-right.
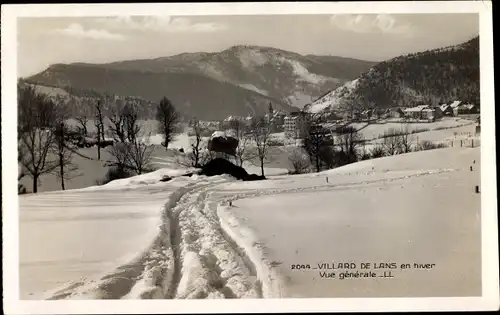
[
  {"x1": 306, "y1": 36, "x2": 480, "y2": 114},
  {"x1": 24, "y1": 45, "x2": 375, "y2": 120},
  {"x1": 24, "y1": 63, "x2": 295, "y2": 120},
  {"x1": 97, "y1": 45, "x2": 375, "y2": 107}
]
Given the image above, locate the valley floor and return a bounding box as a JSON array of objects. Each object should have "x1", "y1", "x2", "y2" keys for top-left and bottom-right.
[{"x1": 19, "y1": 146, "x2": 481, "y2": 299}]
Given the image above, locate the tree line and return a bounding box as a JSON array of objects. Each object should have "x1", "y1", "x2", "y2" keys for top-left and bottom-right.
[
  {"x1": 339, "y1": 35, "x2": 480, "y2": 109},
  {"x1": 289, "y1": 117, "x2": 449, "y2": 175}
]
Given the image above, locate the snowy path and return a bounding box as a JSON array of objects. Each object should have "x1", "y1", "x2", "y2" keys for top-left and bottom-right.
[{"x1": 21, "y1": 173, "x2": 276, "y2": 300}]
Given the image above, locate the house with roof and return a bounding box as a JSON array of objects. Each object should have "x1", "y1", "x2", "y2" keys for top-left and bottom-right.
[
  {"x1": 404, "y1": 105, "x2": 429, "y2": 120},
  {"x1": 439, "y1": 104, "x2": 454, "y2": 116},
  {"x1": 453, "y1": 104, "x2": 471, "y2": 116},
  {"x1": 465, "y1": 104, "x2": 479, "y2": 114},
  {"x1": 449, "y1": 100, "x2": 462, "y2": 109},
  {"x1": 385, "y1": 107, "x2": 404, "y2": 118},
  {"x1": 360, "y1": 109, "x2": 374, "y2": 121},
  {"x1": 421, "y1": 106, "x2": 443, "y2": 121}
]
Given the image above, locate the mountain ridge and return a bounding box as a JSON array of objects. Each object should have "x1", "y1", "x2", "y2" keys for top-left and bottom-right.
[
  {"x1": 25, "y1": 45, "x2": 376, "y2": 120},
  {"x1": 306, "y1": 36, "x2": 480, "y2": 115}
]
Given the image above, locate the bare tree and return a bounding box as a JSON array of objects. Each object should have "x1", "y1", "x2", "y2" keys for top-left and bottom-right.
[
  {"x1": 399, "y1": 127, "x2": 413, "y2": 153},
  {"x1": 18, "y1": 85, "x2": 60, "y2": 193},
  {"x1": 73, "y1": 95, "x2": 90, "y2": 137},
  {"x1": 382, "y1": 128, "x2": 403, "y2": 155},
  {"x1": 336, "y1": 126, "x2": 362, "y2": 165},
  {"x1": 106, "y1": 142, "x2": 130, "y2": 173},
  {"x1": 156, "y1": 96, "x2": 180, "y2": 150},
  {"x1": 249, "y1": 116, "x2": 272, "y2": 176},
  {"x1": 288, "y1": 147, "x2": 310, "y2": 174},
  {"x1": 303, "y1": 120, "x2": 331, "y2": 172},
  {"x1": 126, "y1": 133, "x2": 154, "y2": 175},
  {"x1": 190, "y1": 118, "x2": 204, "y2": 168},
  {"x1": 108, "y1": 98, "x2": 127, "y2": 143},
  {"x1": 94, "y1": 98, "x2": 105, "y2": 160},
  {"x1": 53, "y1": 121, "x2": 80, "y2": 190},
  {"x1": 123, "y1": 102, "x2": 141, "y2": 142},
  {"x1": 229, "y1": 119, "x2": 253, "y2": 167}
]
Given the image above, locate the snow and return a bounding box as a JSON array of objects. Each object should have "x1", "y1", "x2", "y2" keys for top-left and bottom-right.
[
  {"x1": 286, "y1": 59, "x2": 329, "y2": 85},
  {"x1": 238, "y1": 84, "x2": 269, "y2": 96},
  {"x1": 219, "y1": 147, "x2": 481, "y2": 297},
  {"x1": 353, "y1": 118, "x2": 475, "y2": 141},
  {"x1": 19, "y1": 130, "x2": 481, "y2": 300},
  {"x1": 145, "y1": 133, "x2": 201, "y2": 149},
  {"x1": 237, "y1": 48, "x2": 269, "y2": 69},
  {"x1": 20, "y1": 177, "x2": 190, "y2": 299},
  {"x1": 210, "y1": 130, "x2": 235, "y2": 140},
  {"x1": 307, "y1": 78, "x2": 359, "y2": 113}
]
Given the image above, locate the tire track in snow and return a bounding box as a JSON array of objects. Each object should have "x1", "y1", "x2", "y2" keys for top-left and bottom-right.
[
  {"x1": 165, "y1": 183, "x2": 216, "y2": 299},
  {"x1": 170, "y1": 184, "x2": 263, "y2": 299},
  {"x1": 42, "y1": 181, "x2": 216, "y2": 300}
]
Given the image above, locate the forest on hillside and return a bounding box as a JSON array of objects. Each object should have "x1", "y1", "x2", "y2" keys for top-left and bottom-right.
[{"x1": 340, "y1": 36, "x2": 480, "y2": 109}]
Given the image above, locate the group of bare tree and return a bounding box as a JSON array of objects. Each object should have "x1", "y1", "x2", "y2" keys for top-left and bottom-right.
[
  {"x1": 18, "y1": 85, "x2": 160, "y2": 192},
  {"x1": 174, "y1": 114, "x2": 274, "y2": 177},
  {"x1": 18, "y1": 84, "x2": 79, "y2": 193},
  {"x1": 380, "y1": 127, "x2": 414, "y2": 156},
  {"x1": 297, "y1": 116, "x2": 364, "y2": 174},
  {"x1": 105, "y1": 99, "x2": 154, "y2": 176}
]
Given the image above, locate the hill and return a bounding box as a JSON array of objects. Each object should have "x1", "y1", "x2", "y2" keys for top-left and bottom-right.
[
  {"x1": 23, "y1": 45, "x2": 375, "y2": 120},
  {"x1": 306, "y1": 36, "x2": 479, "y2": 114}
]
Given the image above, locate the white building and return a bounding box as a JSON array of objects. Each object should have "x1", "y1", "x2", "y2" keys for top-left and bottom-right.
[{"x1": 284, "y1": 112, "x2": 309, "y2": 139}]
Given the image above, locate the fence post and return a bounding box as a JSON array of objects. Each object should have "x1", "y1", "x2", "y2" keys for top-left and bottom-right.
[{"x1": 461, "y1": 140, "x2": 463, "y2": 147}]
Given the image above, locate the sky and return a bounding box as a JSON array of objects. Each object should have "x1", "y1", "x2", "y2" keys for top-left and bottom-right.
[{"x1": 17, "y1": 14, "x2": 479, "y2": 78}]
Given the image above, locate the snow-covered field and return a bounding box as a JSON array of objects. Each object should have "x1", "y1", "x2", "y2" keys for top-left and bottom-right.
[
  {"x1": 354, "y1": 118, "x2": 475, "y2": 141},
  {"x1": 219, "y1": 147, "x2": 482, "y2": 297},
  {"x1": 19, "y1": 145, "x2": 481, "y2": 299}
]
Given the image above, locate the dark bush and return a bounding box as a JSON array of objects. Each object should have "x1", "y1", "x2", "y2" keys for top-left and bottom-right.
[
  {"x1": 96, "y1": 166, "x2": 133, "y2": 185},
  {"x1": 200, "y1": 158, "x2": 248, "y2": 179},
  {"x1": 360, "y1": 152, "x2": 371, "y2": 160},
  {"x1": 243, "y1": 174, "x2": 266, "y2": 181},
  {"x1": 200, "y1": 158, "x2": 266, "y2": 181},
  {"x1": 370, "y1": 145, "x2": 386, "y2": 158},
  {"x1": 417, "y1": 140, "x2": 448, "y2": 151},
  {"x1": 159, "y1": 175, "x2": 172, "y2": 182},
  {"x1": 18, "y1": 183, "x2": 28, "y2": 195}
]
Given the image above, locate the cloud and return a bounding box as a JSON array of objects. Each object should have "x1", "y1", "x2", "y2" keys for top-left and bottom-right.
[
  {"x1": 98, "y1": 16, "x2": 227, "y2": 33},
  {"x1": 330, "y1": 14, "x2": 415, "y2": 36},
  {"x1": 51, "y1": 23, "x2": 127, "y2": 41}
]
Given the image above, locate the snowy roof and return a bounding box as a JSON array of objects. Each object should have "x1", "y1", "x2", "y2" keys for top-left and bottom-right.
[
  {"x1": 465, "y1": 104, "x2": 476, "y2": 109},
  {"x1": 224, "y1": 115, "x2": 246, "y2": 122},
  {"x1": 422, "y1": 108, "x2": 436, "y2": 112},
  {"x1": 211, "y1": 131, "x2": 227, "y2": 139},
  {"x1": 404, "y1": 105, "x2": 429, "y2": 112},
  {"x1": 449, "y1": 100, "x2": 462, "y2": 108},
  {"x1": 439, "y1": 104, "x2": 450, "y2": 111}
]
